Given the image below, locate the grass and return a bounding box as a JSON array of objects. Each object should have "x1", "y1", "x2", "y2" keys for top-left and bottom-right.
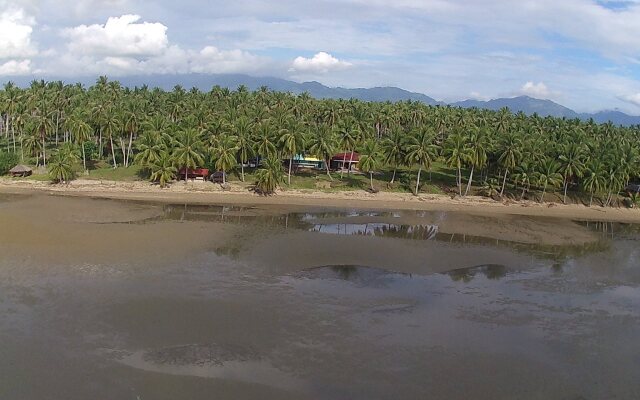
[{"x1": 82, "y1": 164, "x2": 143, "y2": 181}]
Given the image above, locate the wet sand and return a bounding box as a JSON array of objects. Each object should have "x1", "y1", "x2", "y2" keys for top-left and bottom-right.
[
  {"x1": 3, "y1": 177, "x2": 640, "y2": 224},
  {"x1": 1, "y1": 193, "x2": 639, "y2": 400}
]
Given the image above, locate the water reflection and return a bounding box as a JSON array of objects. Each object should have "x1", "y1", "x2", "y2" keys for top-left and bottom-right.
[
  {"x1": 310, "y1": 222, "x2": 439, "y2": 240},
  {"x1": 115, "y1": 202, "x2": 633, "y2": 261},
  {"x1": 447, "y1": 264, "x2": 509, "y2": 282}
]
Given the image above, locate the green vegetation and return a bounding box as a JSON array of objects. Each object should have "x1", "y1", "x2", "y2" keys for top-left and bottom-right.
[
  {"x1": 0, "y1": 151, "x2": 18, "y2": 175},
  {"x1": 0, "y1": 77, "x2": 638, "y2": 205}
]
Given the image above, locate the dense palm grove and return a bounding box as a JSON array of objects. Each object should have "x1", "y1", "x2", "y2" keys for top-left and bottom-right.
[{"x1": 1, "y1": 77, "x2": 639, "y2": 204}]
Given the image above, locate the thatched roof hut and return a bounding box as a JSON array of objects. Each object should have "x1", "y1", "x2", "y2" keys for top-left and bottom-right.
[{"x1": 9, "y1": 164, "x2": 32, "y2": 177}]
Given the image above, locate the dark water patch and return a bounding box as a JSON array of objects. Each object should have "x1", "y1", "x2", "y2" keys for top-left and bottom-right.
[
  {"x1": 141, "y1": 343, "x2": 261, "y2": 366},
  {"x1": 445, "y1": 264, "x2": 509, "y2": 282}
]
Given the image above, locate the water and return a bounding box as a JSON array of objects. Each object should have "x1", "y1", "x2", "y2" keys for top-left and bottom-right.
[{"x1": 0, "y1": 194, "x2": 639, "y2": 399}]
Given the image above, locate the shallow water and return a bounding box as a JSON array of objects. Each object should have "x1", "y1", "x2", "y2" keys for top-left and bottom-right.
[{"x1": 0, "y1": 194, "x2": 639, "y2": 399}]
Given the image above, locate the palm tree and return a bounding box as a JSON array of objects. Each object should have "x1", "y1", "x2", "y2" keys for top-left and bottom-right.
[
  {"x1": 135, "y1": 131, "x2": 165, "y2": 173},
  {"x1": 67, "y1": 115, "x2": 92, "y2": 174},
  {"x1": 253, "y1": 120, "x2": 277, "y2": 161},
  {"x1": 149, "y1": 151, "x2": 176, "y2": 188},
  {"x1": 232, "y1": 116, "x2": 254, "y2": 182},
  {"x1": 583, "y1": 160, "x2": 606, "y2": 206},
  {"x1": 359, "y1": 140, "x2": 382, "y2": 191},
  {"x1": 254, "y1": 156, "x2": 285, "y2": 194},
  {"x1": 382, "y1": 129, "x2": 406, "y2": 184},
  {"x1": 308, "y1": 124, "x2": 336, "y2": 180},
  {"x1": 443, "y1": 132, "x2": 467, "y2": 196},
  {"x1": 405, "y1": 128, "x2": 438, "y2": 195},
  {"x1": 497, "y1": 132, "x2": 522, "y2": 196},
  {"x1": 278, "y1": 124, "x2": 305, "y2": 185},
  {"x1": 48, "y1": 152, "x2": 75, "y2": 184},
  {"x1": 464, "y1": 128, "x2": 489, "y2": 196},
  {"x1": 173, "y1": 128, "x2": 205, "y2": 182},
  {"x1": 535, "y1": 158, "x2": 563, "y2": 203},
  {"x1": 211, "y1": 134, "x2": 239, "y2": 184},
  {"x1": 558, "y1": 143, "x2": 586, "y2": 203}
]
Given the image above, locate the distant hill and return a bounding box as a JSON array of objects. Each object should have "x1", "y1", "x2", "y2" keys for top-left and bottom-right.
[
  {"x1": 451, "y1": 96, "x2": 580, "y2": 119},
  {"x1": 115, "y1": 74, "x2": 442, "y2": 105},
  {"x1": 2, "y1": 73, "x2": 638, "y2": 125}
]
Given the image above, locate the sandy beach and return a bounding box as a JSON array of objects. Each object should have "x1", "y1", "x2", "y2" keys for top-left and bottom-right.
[{"x1": 2, "y1": 177, "x2": 640, "y2": 223}]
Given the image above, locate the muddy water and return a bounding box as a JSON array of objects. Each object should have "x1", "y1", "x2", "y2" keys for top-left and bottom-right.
[{"x1": 0, "y1": 194, "x2": 639, "y2": 399}]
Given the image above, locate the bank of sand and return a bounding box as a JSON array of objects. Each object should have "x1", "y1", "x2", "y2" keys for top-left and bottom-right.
[{"x1": 2, "y1": 177, "x2": 640, "y2": 224}]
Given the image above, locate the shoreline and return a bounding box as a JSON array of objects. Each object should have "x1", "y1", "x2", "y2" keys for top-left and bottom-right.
[{"x1": 1, "y1": 177, "x2": 640, "y2": 223}]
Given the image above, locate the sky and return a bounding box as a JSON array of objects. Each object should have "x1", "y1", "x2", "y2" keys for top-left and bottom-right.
[{"x1": 1, "y1": 0, "x2": 640, "y2": 113}]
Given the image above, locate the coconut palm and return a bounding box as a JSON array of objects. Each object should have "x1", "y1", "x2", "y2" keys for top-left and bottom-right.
[
  {"x1": 231, "y1": 116, "x2": 254, "y2": 182},
  {"x1": 405, "y1": 128, "x2": 438, "y2": 195},
  {"x1": 443, "y1": 132, "x2": 467, "y2": 196},
  {"x1": 278, "y1": 124, "x2": 305, "y2": 185},
  {"x1": 463, "y1": 128, "x2": 489, "y2": 196},
  {"x1": 308, "y1": 124, "x2": 336, "y2": 180},
  {"x1": 254, "y1": 156, "x2": 285, "y2": 194},
  {"x1": 535, "y1": 158, "x2": 563, "y2": 203},
  {"x1": 583, "y1": 160, "x2": 607, "y2": 206},
  {"x1": 558, "y1": 143, "x2": 586, "y2": 203},
  {"x1": 48, "y1": 152, "x2": 75, "y2": 184},
  {"x1": 359, "y1": 140, "x2": 382, "y2": 191},
  {"x1": 173, "y1": 128, "x2": 205, "y2": 181},
  {"x1": 382, "y1": 129, "x2": 406, "y2": 184},
  {"x1": 211, "y1": 134, "x2": 239, "y2": 184},
  {"x1": 149, "y1": 151, "x2": 176, "y2": 188},
  {"x1": 497, "y1": 131, "x2": 522, "y2": 196}
]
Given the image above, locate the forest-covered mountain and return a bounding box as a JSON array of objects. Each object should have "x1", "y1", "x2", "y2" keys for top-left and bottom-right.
[{"x1": 3, "y1": 74, "x2": 639, "y2": 125}]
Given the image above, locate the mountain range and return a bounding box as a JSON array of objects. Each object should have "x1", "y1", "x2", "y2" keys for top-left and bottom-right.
[{"x1": 4, "y1": 73, "x2": 639, "y2": 126}]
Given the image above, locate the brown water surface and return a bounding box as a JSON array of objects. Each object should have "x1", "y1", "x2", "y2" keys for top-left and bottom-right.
[{"x1": 0, "y1": 194, "x2": 639, "y2": 399}]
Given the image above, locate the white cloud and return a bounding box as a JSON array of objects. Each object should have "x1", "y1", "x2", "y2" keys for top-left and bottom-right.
[
  {"x1": 519, "y1": 81, "x2": 553, "y2": 99},
  {"x1": 0, "y1": 59, "x2": 32, "y2": 75},
  {"x1": 619, "y1": 93, "x2": 640, "y2": 108},
  {"x1": 62, "y1": 14, "x2": 168, "y2": 57},
  {"x1": 468, "y1": 91, "x2": 489, "y2": 101},
  {"x1": 290, "y1": 52, "x2": 352, "y2": 74},
  {"x1": 191, "y1": 46, "x2": 265, "y2": 74},
  {"x1": 0, "y1": 8, "x2": 36, "y2": 59}
]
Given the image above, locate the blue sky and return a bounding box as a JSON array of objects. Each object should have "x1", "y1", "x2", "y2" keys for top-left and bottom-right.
[{"x1": 1, "y1": 0, "x2": 640, "y2": 113}]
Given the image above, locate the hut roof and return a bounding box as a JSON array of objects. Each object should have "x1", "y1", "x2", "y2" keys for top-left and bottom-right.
[
  {"x1": 331, "y1": 152, "x2": 360, "y2": 162},
  {"x1": 9, "y1": 164, "x2": 32, "y2": 173}
]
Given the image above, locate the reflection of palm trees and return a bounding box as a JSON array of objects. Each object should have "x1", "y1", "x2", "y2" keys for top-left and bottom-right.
[
  {"x1": 448, "y1": 264, "x2": 508, "y2": 282},
  {"x1": 331, "y1": 265, "x2": 359, "y2": 281},
  {"x1": 448, "y1": 268, "x2": 475, "y2": 283},
  {"x1": 483, "y1": 264, "x2": 507, "y2": 280}
]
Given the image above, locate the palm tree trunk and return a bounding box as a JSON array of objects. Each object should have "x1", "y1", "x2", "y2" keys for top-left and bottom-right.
[
  {"x1": 415, "y1": 167, "x2": 422, "y2": 195},
  {"x1": 340, "y1": 148, "x2": 346, "y2": 178},
  {"x1": 541, "y1": 184, "x2": 547, "y2": 203},
  {"x1": 288, "y1": 156, "x2": 292, "y2": 185},
  {"x1": 370, "y1": 172, "x2": 374, "y2": 191},
  {"x1": 589, "y1": 191, "x2": 594, "y2": 207},
  {"x1": 222, "y1": 169, "x2": 226, "y2": 184},
  {"x1": 457, "y1": 165, "x2": 462, "y2": 196},
  {"x1": 325, "y1": 159, "x2": 333, "y2": 181},
  {"x1": 127, "y1": 131, "x2": 134, "y2": 167},
  {"x1": 11, "y1": 121, "x2": 16, "y2": 153},
  {"x1": 563, "y1": 178, "x2": 568, "y2": 204},
  {"x1": 42, "y1": 136, "x2": 47, "y2": 168},
  {"x1": 500, "y1": 169, "x2": 508, "y2": 196},
  {"x1": 99, "y1": 127, "x2": 103, "y2": 159},
  {"x1": 465, "y1": 165, "x2": 474, "y2": 196},
  {"x1": 119, "y1": 137, "x2": 127, "y2": 167},
  {"x1": 241, "y1": 162, "x2": 245, "y2": 182},
  {"x1": 521, "y1": 185, "x2": 526, "y2": 201},
  {"x1": 81, "y1": 142, "x2": 87, "y2": 174},
  {"x1": 347, "y1": 151, "x2": 354, "y2": 175},
  {"x1": 110, "y1": 135, "x2": 117, "y2": 168},
  {"x1": 390, "y1": 168, "x2": 396, "y2": 184}
]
